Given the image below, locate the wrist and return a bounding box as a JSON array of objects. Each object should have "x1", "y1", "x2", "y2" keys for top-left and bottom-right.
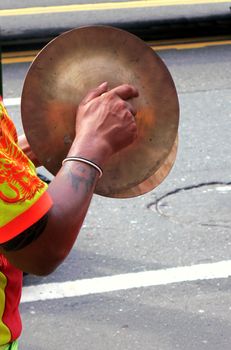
[
  {"x1": 68, "y1": 137, "x2": 112, "y2": 167},
  {"x1": 62, "y1": 156, "x2": 103, "y2": 178}
]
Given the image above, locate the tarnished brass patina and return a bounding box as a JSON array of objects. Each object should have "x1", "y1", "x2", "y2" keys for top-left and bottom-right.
[{"x1": 21, "y1": 26, "x2": 179, "y2": 198}]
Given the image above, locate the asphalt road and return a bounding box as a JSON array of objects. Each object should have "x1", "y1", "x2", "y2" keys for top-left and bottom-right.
[{"x1": 2, "y1": 40, "x2": 231, "y2": 349}]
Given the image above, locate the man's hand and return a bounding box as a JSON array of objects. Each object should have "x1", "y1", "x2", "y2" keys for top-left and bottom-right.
[{"x1": 70, "y1": 82, "x2": 139, "y2": 166}]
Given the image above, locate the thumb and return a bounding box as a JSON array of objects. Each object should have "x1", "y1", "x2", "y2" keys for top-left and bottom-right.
[{"x1": 81, "y1": 82, "x2": 108, "y2": 104}]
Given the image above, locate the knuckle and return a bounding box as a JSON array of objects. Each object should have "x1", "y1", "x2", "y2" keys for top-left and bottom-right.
[
  {"x1": 104, "y1": 92, "x2": 114, "y2": 101},
  {"x1": 122, "y1": 83, "x2": 131, "y2": 90},
  {"x1": 118, "y1": 100, "x2": 126, "y2": 109},
  {"x1": 131, "y1": 121, "x2": 138, "y2": 133},
  {"x1": 124, "y1": 110, "x2": 132, "y2": 119},
  {"x1": 131, "y1": 121, "x2": 137, "y2": 131}
]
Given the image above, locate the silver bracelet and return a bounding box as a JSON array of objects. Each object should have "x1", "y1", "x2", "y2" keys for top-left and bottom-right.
[{"x1": 62, "y1": 156, "x2": 103, "y2": 178}]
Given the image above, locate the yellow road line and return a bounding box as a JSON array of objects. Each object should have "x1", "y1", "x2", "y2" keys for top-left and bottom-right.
[
  {"x1": 151, "y1": 39, "x2": 231, "y2": 50},
  {"x1": 0, "y1": 0, "x2": 230, "y2": 16},
  {"x1": 2, "y1": 50, "x2": 38, "y2": 58},
  {"x1": 2, "y1": 57, "x2": 36, "y2": 64},
  {"x1": 2, "y1": 38, "x2": 231, "y2": 64}
]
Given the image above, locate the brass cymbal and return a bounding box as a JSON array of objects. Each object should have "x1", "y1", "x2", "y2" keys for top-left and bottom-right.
[
  {"x1": 110, "y1": 135, "x2": 178, "y2": 198},
  {"x1": 21, "y1": 26, "x2": 179, "y2": 198}
]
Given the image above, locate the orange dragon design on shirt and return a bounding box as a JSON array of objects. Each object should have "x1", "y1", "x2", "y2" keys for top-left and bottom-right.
[{"x1": 0, "y1": 102, "x2": 44, "y2": 204}]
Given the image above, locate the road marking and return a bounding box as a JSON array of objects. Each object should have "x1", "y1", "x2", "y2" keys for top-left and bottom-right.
[
  {"x1": 2, "y1": 56, "x2": 36, "y2": 64},
  {"x1": 2, "y1": 39, "x2": 231, "y2": 65},
  {"x1": 21, "y1": 260, "x2": 231, "y2": 303},
  {"x1": 0, "y1": 0, "x2": 230, "y2": 16},
  {"x1": 4, "y1": 97, "x2": 21, "y2": 106},
  {"x1": 151, "y1": 39, "x2": 231, "y2": 51}
]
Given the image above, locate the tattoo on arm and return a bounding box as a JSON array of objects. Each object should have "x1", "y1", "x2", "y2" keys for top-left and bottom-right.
[
  {"x1": 1, "y1": 164, "x2": 97, "y2": 252},
  {"x1": 65, "y1": 164, "x2": 97, "y2": 194}
]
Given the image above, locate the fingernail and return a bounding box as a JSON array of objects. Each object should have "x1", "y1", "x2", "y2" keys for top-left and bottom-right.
[{"x1": 99, "y1": 82, "x2": 108, "y2": 87}]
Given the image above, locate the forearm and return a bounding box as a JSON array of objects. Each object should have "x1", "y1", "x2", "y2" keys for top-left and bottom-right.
[
  {"x1": 42, "y1": 160, "x2": 99, "y2": 273},
  {"x1": 4, "y1": 132, "x2": 109, "y2": 274},
  {"x1": 44, "y1": 138, "x2": 107, "y2": 255},
  {"x1": 2, "y1": 158, "x2": 99, "y2": 275}
]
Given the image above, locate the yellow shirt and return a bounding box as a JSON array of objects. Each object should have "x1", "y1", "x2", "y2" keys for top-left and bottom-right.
[{"x1": 0, "y1": 100, "x2": 52, "y2": 244}]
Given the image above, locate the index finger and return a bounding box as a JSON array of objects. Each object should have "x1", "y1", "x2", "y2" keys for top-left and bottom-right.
[
  {"x1": 81, "y1": 82, "x2": 108, "y2": 104},
  {"x1": 110, "y1": 84, "x2": 139, "y2": 100}
]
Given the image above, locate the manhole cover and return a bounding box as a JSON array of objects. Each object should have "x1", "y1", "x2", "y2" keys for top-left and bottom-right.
[{"x1": 149, "y1": 182, "x2": 231, "y2": 227}]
